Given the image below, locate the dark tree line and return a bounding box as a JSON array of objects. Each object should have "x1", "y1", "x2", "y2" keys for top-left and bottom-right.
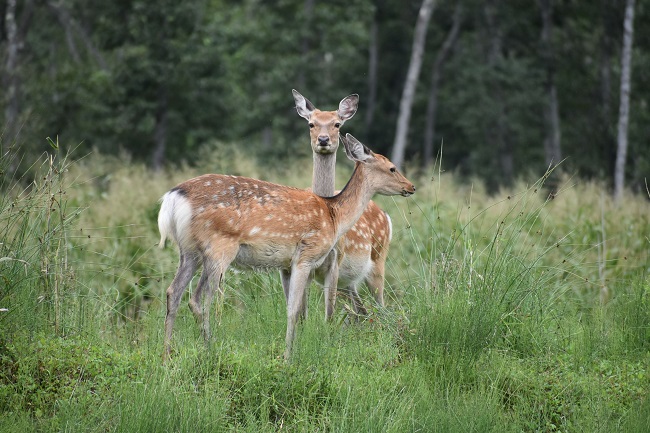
[{"x1": 1, "y1": 0, "x2": 648, "y2": 192}]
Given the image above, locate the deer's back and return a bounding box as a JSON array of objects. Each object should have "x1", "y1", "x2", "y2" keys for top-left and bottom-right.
[{"x1": 172, "y1": 174, "x2": 338, "y2": 269}]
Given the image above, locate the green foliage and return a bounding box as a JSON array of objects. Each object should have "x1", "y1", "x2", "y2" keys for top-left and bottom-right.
[
  {"x1": 608, "y1": 278, "x2": 650, "y2": 353},
  {"x1": 493, "y1": 352, "x2": 649, "y2": 432},
  {"x1": 0, "y1": 150, "x2": 84, "y2": 335},
  {"x1": 0, "y1": 334, "x2": 142, "y2": 419},
  {"x1": 1, "y1": 148, "x2": 649, "y2": 432},
  {"x1": 6, "y1": 1, "x2": 650, "y2": 187}
]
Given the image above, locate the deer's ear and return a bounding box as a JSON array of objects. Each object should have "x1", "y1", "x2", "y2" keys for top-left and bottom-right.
[
  {"x1": 342, "y1": 133, "x2": 373, "y2": 163},
  {"x1": 292, "y1": 89, "x2": 316, "y2": 120},
  {"x1": 337, "y1": 94, "x2": 359, "y2": 122}
]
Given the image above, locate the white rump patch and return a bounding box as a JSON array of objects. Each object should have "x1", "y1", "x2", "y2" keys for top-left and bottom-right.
[{"x1": 158, "y1": 190, "x2": 194, "y2": 251}]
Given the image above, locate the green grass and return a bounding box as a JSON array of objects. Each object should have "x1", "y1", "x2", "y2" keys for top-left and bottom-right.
[{"x1": 1, "y1": 144, "x2": 649, "y2": 432}]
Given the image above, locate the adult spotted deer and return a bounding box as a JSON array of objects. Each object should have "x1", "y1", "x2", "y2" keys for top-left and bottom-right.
[
  {"x1": 291, "y1": 89, "x2": 394, "y2": 315},
  {"x1": 158, "y1": 134, "x2": 415, "y2": 360}
]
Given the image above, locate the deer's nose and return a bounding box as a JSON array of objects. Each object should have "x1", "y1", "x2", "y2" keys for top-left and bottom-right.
[{"x1": 318, "y1": 136, "x2": 330, "y2": 146}]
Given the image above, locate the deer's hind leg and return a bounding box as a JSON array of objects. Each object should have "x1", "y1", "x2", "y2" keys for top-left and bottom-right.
[
  {"x1": 190, "y1": 241, "x2": 238, "y2": 344},
  {"x1": 164, "y1": 252, "x2": 200, "y2": 358},
  {"x1": 345, "y1": 282, "x2": 368, "y2": 317},
  {"x1": 366, "y1": 263, "x2": 386, "y2": 308}
]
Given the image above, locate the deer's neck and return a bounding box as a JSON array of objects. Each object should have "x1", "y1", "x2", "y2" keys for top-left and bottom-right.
[
  {"x1": 312, "y1": 152, "x2": 337, "y2": 197},
  {"x1": 327, "y1": 162, "x2": 374, "y2": 240}
]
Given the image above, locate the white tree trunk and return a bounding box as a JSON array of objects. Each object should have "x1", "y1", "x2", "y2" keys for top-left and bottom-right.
[
  {"x1": 391, "y1": 0, "x2": 436, "y2": 170},
  {"x1": 614, "y1": 0, "x2": 635, "y2": 201},
  {"x1": 539, "y1": 0, "x2": 562, "y2": 167},
  {"x1": 47, "y1": 0, "x2": 108, "y2": 70},
  {"x1": 3, "y1": 0, "x2": 19, "y2": 147}
]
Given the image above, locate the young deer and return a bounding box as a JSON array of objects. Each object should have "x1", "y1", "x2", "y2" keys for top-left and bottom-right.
[
  {"x1": 291, "y1": 89, "x2": 393, "y2": 315},
  {"x1": 158, "y1": 134, "x2": 415, "y2": 360}
]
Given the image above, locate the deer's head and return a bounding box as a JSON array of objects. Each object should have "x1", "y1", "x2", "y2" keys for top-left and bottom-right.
[
  {"x1": 341, "y1": 133, "x2": 416, "y2": 198},
  {"x1": 292, "y1": 89, "x2": 359, "y2": 155}
]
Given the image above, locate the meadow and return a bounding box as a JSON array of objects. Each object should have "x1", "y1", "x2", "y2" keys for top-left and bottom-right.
[{"x1": 1, "y1": 143, "x2": 649, "y2": 432}]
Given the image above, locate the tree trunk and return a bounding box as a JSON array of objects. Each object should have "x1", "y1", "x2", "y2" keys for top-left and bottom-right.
[
  {"x1": 600, "y1": 0, "x2": 616, "y2": 176},
  {"x1": 391, "y1": 0, "x2": 436, "y2": 170},
  {"x1": 262, "y1": 126, "x2": 273, "y2": 148},
  {"x1": 46, "y1": 0, "x2": 108, "y2": 70},
  {"x1": 599, "y1": 0, "x2": 614, "y2": 122},
  {"x1": 152, "y1": 87, "x2": 169, "y2": 171},
  {"x1": 3, "y1": 0, "x2": 20, "y2": 148},
  {"x1": 364, "y1": 15, "x2": 379, "y2": 134},
  {"x1": 2, "y1": 0, "x2": 34, "y2": 153},
  {"x1": 538, "y1": 0, "x2": 562, "y2": 167},
  {"x1": 483, "y1": 0, "x2": 512, "y2": 186},
  {"x1": 297, "y1": 0, "x2": 315, "y2": 90},
  {"x1": 614, "y1": 0, "x2": 635, "y2": 201},
  {"x1": 423, "y1": 2, "x2": 462, "y2": 168}
]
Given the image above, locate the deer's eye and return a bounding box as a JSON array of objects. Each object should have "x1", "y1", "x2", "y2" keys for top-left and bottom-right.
[
  {"x1": 309, "y1": 123, "x2": 315, "y2": 129},
  {"x1": 390, "y1": 167, "x2": 397, "y2": 173},
  {"x1": 334, "y1": 123, "x2": 341, "y2": 128}
]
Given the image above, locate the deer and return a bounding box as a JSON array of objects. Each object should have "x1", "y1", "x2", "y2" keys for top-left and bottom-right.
[
  {"x1": 158, "y1": 134, "x2": 415, "y2": 360},
  {"x1": 291, "y1": 89, "x2": 394, "y2": 317}
]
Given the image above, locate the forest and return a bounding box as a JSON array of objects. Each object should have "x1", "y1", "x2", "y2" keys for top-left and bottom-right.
[
  {"x1": 2, "y1": 0, "x2": 649, "y2": 192},
  {"x1": 1, "y1": 1, "x2": 650, "y2": 432}
]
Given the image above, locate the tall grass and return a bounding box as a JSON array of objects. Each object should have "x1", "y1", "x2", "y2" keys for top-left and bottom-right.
[
  {"x1": 1, "y1": 144, "x2": 649, "y2": 432},
  {"x1": 0, "y1": 148, "x2": 85, "y2": 336}
]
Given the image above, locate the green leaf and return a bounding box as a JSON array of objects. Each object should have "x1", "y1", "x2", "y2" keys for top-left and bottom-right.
[{"x1": 46, "y1": 136, "x2": 59, "y2": 150}]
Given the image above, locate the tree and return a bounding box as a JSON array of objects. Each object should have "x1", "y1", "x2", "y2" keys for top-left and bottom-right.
[
  {"x1": 364, "y1": 11, "x2": 379, "y2": 135},
  {"x1": 423, "y1": 1, "x2": 462, "y2": 168},
  {"x1": 483, "y1": 0, "x2": 514, "y2": 186},
  {"x1": 390, "y1": 0, "x2": 436, "y2": 170},
  {"x1": 1, "y1": 0, "x2": 648, "y2": 188},
  {"x1": 538, "y1": 0, "x2": 561, "y2": 169},
  {"x1": 614, "y1": 0, "x2": 635, "y2": 201},
  {"x1": 2, "y1": 0, "x2": 33, "y2": 150}
]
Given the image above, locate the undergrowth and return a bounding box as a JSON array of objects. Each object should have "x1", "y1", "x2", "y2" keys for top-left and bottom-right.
[{"x1": 1, "y1": 143, "x2": 649, "y2": 432}]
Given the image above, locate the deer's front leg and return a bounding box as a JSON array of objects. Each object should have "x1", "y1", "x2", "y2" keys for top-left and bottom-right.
[
  {"x1": 321, "y1": 250, "x2": 339, "y2": 320},
  {"x1": 281, "y1": 268, "x2": 311, "y2": 321},
  {"x1": 284, "y1": 262, "x2": 311, "y2": 361}
]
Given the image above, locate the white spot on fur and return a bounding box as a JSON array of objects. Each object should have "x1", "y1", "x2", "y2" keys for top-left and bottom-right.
[{"x1": 386, "y1": 213, "x2": 393, "y2": 242}]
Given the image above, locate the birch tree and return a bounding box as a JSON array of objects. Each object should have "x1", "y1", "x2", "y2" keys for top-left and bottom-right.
[
  {"x1": 614, "y1": 0, "x2": 636, "y2": 201},
  {"x1": 2, "y1": 0, "x2": 34, "y2": 148},
  {"x1": 538, "y1": 0, "x2": 562, "y2": 168},
  {"x1": 423, "y1": 2, "x2": 462, "y2": 168},
  {"x1": 391, "y1": 0, "x2": 436, "y2": 170}
]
